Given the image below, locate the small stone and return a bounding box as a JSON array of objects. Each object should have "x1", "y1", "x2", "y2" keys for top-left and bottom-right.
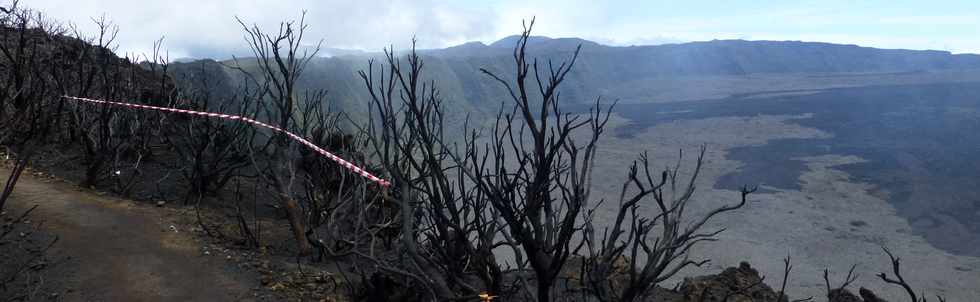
[
  {"x1": 269, "y1": 283, "x2": 285, "y2": 291},
  {"x1": 156, "y1": 201, "x2": 166, "y2": 207}
]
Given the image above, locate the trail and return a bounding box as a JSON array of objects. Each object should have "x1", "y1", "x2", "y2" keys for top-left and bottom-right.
[{"x1": 3, "y1": 167, "x2": 259, "y2": 302}]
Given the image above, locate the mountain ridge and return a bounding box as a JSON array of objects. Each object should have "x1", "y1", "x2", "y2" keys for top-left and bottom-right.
[
  {"x1": 283, "y1": 36, "x2": 978, "y2": 59},
  {"x1": 168, "y1": 37, "x2": 980, "y2": 123}
]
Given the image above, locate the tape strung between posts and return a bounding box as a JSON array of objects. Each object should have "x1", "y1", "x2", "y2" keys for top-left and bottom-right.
[{"x1": 61, "y1": 95, "x2": 391, "y2": 187}]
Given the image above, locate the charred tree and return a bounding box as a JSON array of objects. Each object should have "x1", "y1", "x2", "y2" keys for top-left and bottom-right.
[{"x1": 233, "y1": 13, "x2": 322, "y2": 256}]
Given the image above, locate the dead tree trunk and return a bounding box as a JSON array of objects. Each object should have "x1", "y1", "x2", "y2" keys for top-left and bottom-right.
[
  {"x1": 233, "y1": 13, "x2": 324, "y2": 256},
  {"x1": 358, "y1": 41, "x2": 503, "y2": 300},
  {"x1": 459, "y1": 18, "x2": 609, "y2": 301}
]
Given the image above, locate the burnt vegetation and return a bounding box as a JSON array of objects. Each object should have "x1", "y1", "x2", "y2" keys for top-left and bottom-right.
[{"x1": 0, "y1": 2, "x2": 955, "y2": 301}]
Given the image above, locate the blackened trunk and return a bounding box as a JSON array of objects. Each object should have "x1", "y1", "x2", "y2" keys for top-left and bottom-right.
[{"x1": 279, "y1": 193, "x2": 312, "y2": 255}]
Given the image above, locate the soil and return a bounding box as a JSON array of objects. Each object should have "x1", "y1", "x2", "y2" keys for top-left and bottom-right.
[{"x1": 1, "y1": 166, "x2": 263, "y2": 301}]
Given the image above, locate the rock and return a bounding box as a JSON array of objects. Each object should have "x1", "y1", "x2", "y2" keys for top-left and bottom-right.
[
  {"x1": 156, "y1": 200, "x2": 166, "y2": 207},
  {"x1": 269, "y1": 282, "x2": 285, "y2": 291},
  {"x1": 679, "y1": 262, "x2": 787, "y2": 302},
  {"x1": 559, "y1": 254, "x2": 631, "y2": 290},
  {"x1": 828, "y1": 288, "x2": 862, "y2": 302},
  {"x1": 858, "y1": 287, "x2": 890, "y2": 302}
]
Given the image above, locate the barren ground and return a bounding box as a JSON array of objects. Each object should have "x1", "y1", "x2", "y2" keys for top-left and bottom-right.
[
  {"x1": 6, "y1": 70, "x2": 980, "y2": 301},
  {"x1": 2, "y1": 166, "x2": 263, "y2": 301},
  {"x1": 585, "y1": 113, "x2": 980, "y2": 301}
]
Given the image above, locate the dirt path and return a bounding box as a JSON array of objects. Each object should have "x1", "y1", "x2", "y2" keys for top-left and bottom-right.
[{"x1": 3, "y1": 168, "x2": 260, "y2": 302}]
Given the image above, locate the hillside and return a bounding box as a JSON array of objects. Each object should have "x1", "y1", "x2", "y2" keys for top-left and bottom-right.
[
  {"x1": 170, "y1": 37, "x2": 980, "y2": 122},
  {"x1": 3, "y1": 2, "x2": 979, "y2": 298}
]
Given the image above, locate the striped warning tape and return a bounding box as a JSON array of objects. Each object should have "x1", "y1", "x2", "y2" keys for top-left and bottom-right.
[{"x1": 62, "y1": 95, "x2": 391, "y2": 187}]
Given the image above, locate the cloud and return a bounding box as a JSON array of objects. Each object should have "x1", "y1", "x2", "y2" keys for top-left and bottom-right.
[
  {"x1": 22, "y1": 0, "x2": 500, "y2": 59},
  {"x1": 15, "y1": 0, "x2": 980, "y2": 59}
]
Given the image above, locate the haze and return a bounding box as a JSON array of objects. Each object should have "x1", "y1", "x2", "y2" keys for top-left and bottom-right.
[{"x1": 25, "y1": 0, "x2": 980, "y2": 59}]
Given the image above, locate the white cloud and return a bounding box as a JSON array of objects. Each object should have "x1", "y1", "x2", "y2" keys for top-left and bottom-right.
[
  {"x1": 13, "y1": 0, "x2": 980, "y2": 59},
  {"x1": 22, "y1": 0, "x2": 500, "y2": 59}
]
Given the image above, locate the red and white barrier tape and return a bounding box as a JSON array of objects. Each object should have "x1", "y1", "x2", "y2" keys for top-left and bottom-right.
[{"x1": 62, "y1": 95, "x2": 391, "y2": 187}]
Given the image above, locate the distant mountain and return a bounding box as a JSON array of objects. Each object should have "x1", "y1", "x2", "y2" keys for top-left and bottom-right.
[
  {"x1": 169, "y1": 36, "x2": 980, "y2": 122},
  {"x1": 320, "y1": 47, "x2": 368, "y2": 57},
  {"x1": 173, "y1": 57, "x2": 201, "y2": 63},
  {"x1": 488, "y1": 35, "x2": 600, "y2": 49},
  {"x1": 426, "y1": 36, "x2": 980, "y2": 72}
]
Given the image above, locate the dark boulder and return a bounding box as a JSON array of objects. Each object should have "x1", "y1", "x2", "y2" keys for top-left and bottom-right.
[
  {"x1": 678, "y1": 262, "x2": 787, "y2": 302},
  {"x1": 858, "y1": 287, "x2": 890, "y2": 302},
  {"x1": 828, "y1": 288, "x2": 862, "y2": 302}
]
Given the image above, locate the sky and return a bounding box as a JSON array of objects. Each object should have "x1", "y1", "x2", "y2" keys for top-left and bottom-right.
[{"x1": 19, "y1": 0, "x2": 980, "y2": 60}]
